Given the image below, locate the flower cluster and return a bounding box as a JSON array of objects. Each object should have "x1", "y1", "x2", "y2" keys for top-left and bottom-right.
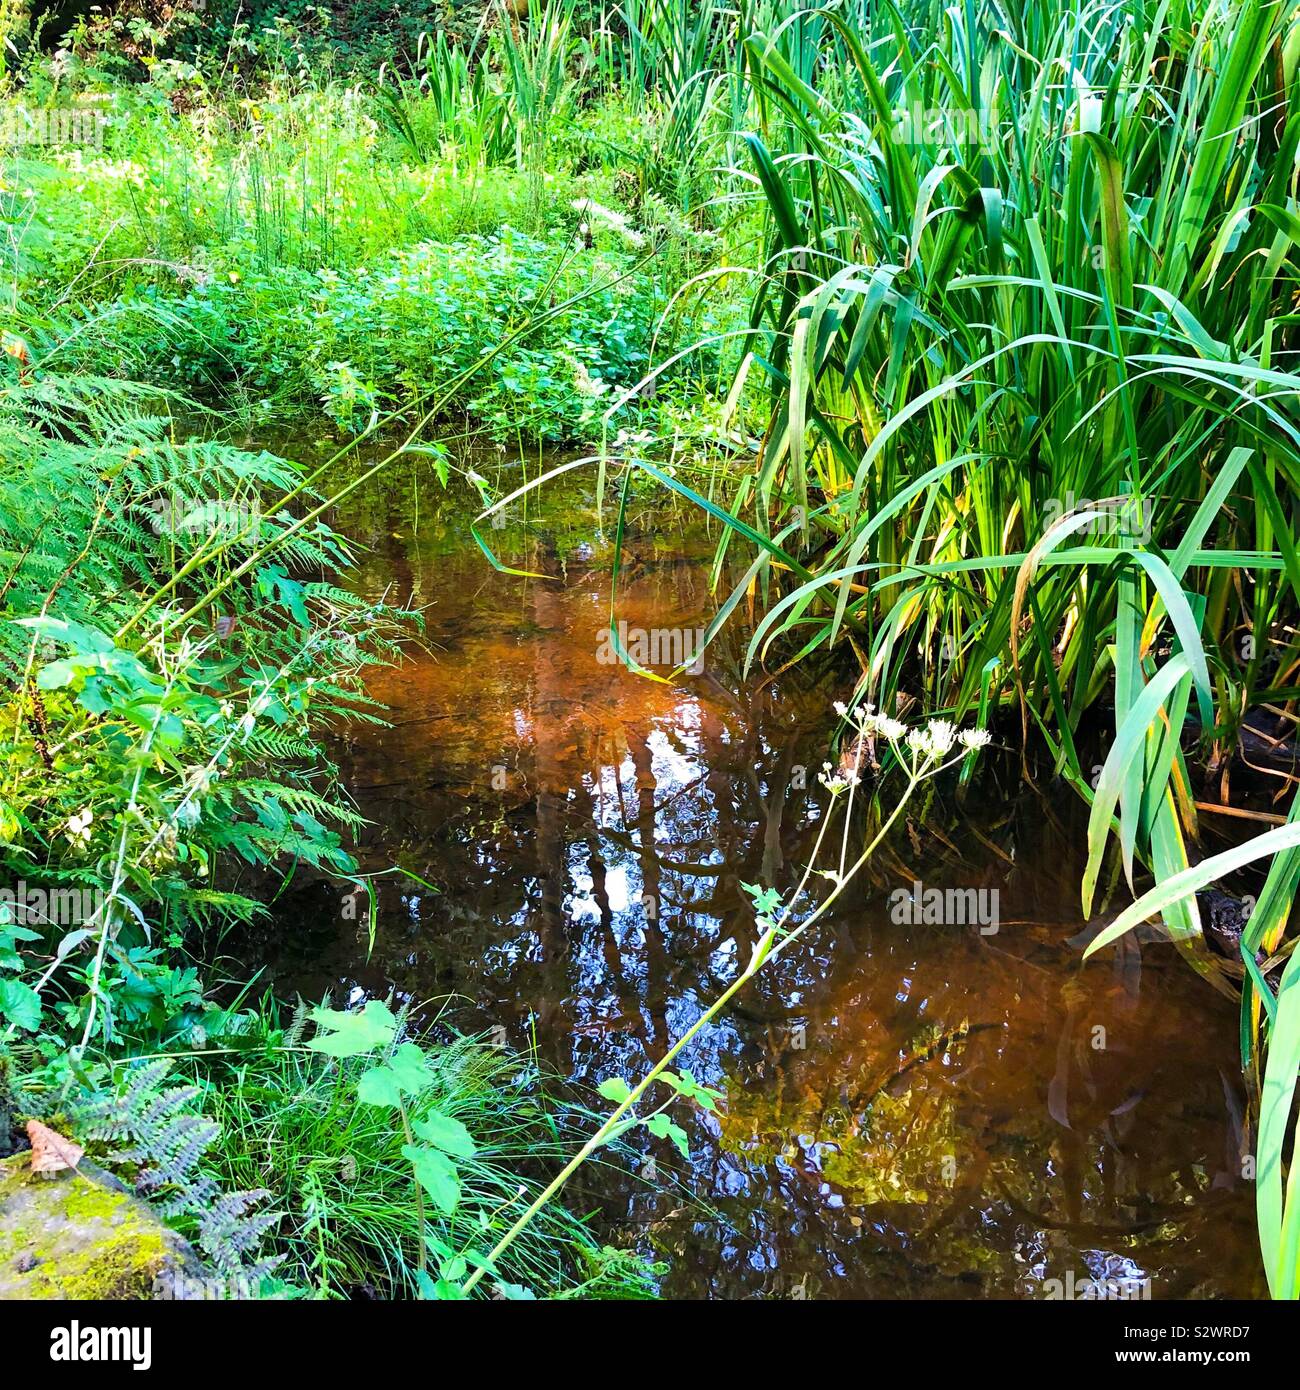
[
  {"x1": 831, "y1": 700, "x2": 991, "y2": 769},
  {"x1": 817, "y1": 762, "x2": 860, "y2": 795},
  {"x1": 832, "y1": 699, "x2": 904, "y2": 740},
  {"x1": 570, "y1": 198, "x2": 646, "y2": 250}
]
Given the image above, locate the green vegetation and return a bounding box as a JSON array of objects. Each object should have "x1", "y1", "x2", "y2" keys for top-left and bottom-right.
[{"x1": 1, "y1": 0, "x2": 1299, "y2": 1303}]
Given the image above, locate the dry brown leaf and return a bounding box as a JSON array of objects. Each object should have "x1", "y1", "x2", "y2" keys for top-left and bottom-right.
[{"x1": 25, "y1": 1119, "x2": 85, "y2": 1174}]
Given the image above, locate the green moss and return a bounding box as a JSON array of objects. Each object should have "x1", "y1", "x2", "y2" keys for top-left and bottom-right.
[
  {"x1": 41, "y1": 1222, "x2": 173, "y2": 1300},
  {"x1": 62, "y1": 1180, "x2": 130, "y2": 1223},
  {"x1": 15, "y1": 1217, "x2": 173, "y2": 1300},
  {"x1": 0, "y1": 1156, "x2": 196, "y2": 1299}
]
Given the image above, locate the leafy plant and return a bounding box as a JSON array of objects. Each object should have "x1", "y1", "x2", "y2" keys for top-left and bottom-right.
[{"x1": 199, "y1": 1007, "x2": 662, "y2": 1298}]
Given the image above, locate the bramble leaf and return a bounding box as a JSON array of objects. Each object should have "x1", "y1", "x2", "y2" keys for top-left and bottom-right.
[
  {"x1": 0, "y1": 978, "x2": 41, "y2": 1031},
  {"x1": 403, "y1": 1143, "x2": 460, "y2": 1212},
  {"x1": 644, "y1": 1112, "x2": 691, "y2": 1160},
  {"x1": 357, "y1": 1042, "x2": 431, "y2": 1106}
]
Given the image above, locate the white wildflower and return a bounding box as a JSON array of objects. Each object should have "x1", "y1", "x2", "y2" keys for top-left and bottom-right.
[
  {"x1": 64, "y1": 807, "x2": 93, "y2": 847},
  {"x1": 958, "y1": 728, "x2": 992, "y2": 751},
  {"x1": 927, "y1": 719, "x2": 956, "y2": 756},
  {"x1": 570, "y1": 198, "x2": 645, "y2": 249},
  {"x1": 571, "y1": 357, "x2": 609, "y2": 400},
  {"x1": 818, "y1": 767, "x2": 859, "y2": 795}
]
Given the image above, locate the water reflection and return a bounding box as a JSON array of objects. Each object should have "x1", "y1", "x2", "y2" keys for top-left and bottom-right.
[{"x1": 260, "y1": 451, "x2": 1263, "y2": 1299}]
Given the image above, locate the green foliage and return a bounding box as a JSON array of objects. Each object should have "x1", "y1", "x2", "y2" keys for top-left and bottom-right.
[
  {"x1": 306, "y1": 1000, "x2": 399, "y2": 1059},
  {"x1": 2, "y1": 75, "x2": 726, "y2": 440},
  {"x1": 72, "y1": 1057, "x2": 282, "y2": 1282},
  {"x1": 9, "y1": 0, "x2": 1300, "y2": 1304},
  {"x1": 307, "y1": 1000, "x2": 488, "y2": 1278},
  {"x1": 0, "y1": 0, "x2": 703, "y2": 1304},
  {"x1": 0, "y1": 362, "x2": 417, "y2": 1069},
  {"x1": 200, "y1": 1009, "x2": 662, "y2": 1298},
  {"x1": 41, "y1": 229, "x2": 692, "y2": 439}
]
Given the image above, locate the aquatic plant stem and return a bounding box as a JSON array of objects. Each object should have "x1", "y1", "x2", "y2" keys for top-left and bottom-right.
[{"x1": 458, "y1": 931, "x2": 786, "y2": 1298}]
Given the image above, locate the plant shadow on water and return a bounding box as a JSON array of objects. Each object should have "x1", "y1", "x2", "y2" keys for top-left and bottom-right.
[{"x1": 249, "y1": 444, "x2": 1265, "y2": 1300}]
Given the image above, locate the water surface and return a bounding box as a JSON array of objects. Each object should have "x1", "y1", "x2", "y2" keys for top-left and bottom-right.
[{"x1": 262, "y1": 447, "x2": 1264, "y2": 1299}]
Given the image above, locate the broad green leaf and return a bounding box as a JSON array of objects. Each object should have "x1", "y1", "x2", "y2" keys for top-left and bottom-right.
[
  {"x1": 413, "y1": 1109, "x2": 476, "y2": 1158},
  {"x1": 644, "y1": 1112, "x2": 690, "y2": 1161},
  {"x1": 1082, "y1": 654, "x2": 1192, "y2": 915},
  {"x1": 12, "y1": 616, "x2": 116, "y2": 652},
  {"x1": 357, "y1": 1042, "x2": 431, "y2": 1107},
  {"x1": 0, "y1": 978, "x2": 41, "y2": 1031},
  {"x1": 306, "y1": 1000, "x2": 397, "y2": 1058},
  {"x1": 402, "y1": 1144, "x2": 460, "y2": 1213}
]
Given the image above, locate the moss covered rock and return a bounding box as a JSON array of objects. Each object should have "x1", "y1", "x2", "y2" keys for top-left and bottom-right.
[{"x1": 0, "y1": 1153, "x2": 203, "y2": 1299}]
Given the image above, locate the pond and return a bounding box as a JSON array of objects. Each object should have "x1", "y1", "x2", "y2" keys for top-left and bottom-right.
[{"x1": 257, "y1": 443, "x2": 1265, "y2": 1299}]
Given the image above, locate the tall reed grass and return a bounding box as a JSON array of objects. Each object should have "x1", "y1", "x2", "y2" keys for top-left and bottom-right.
[{"x1": 510, "y1": 0, "x2": 1300, "y2": 1297}]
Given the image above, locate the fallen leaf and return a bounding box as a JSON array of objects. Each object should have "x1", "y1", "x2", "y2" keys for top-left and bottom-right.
[{"x1": 26, "y1": 1120, "x2": 84, "y2": 1174}]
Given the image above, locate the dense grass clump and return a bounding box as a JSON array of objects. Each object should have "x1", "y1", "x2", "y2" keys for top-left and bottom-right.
[{"x1": 197, "y1": 1025, "x2": 660, "y2": 1299}]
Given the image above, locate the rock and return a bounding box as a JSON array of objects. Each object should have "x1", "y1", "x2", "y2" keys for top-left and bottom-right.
[{"x1": 0, "y1": 1152, "x2": 204, "y2": 1299}]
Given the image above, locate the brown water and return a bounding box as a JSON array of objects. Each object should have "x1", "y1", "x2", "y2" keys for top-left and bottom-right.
[{"x1": 260, "y1": 448, "x2": 1265, "y2": 1299}]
